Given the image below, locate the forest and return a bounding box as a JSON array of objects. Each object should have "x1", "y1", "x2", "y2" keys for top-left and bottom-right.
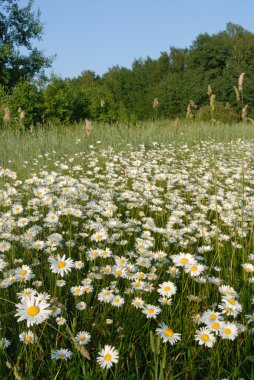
[{"x1": 1, "y1": 1, "x2": 254, "y2": 128}]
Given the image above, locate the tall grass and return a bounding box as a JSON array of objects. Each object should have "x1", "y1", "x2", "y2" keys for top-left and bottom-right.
[
  {"x1": 1, "y1": 121, "x2": 254, "y2": 379},
  {"x1": 1, "y1": 120, "x2": 254, "y2": 177}
]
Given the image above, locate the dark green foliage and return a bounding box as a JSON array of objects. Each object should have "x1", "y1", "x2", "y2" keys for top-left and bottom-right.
[
  {"x1": 0, "y1": 0, "x2": 52, "y2": 89},
  {"x1": 2, "y1": 20, "x2": 254, "y2": 126}
]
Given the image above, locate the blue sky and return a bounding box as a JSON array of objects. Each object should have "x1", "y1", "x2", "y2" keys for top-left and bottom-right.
[{"x1": 24, "y1": 0, "x2": 254, "y2": 78}]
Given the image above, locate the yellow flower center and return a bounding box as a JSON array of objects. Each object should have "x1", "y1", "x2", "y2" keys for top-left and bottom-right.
[
  {"x1": 25, "y1": 336, "x2": 32, "y2": 343},
  {"x1": 224, "y1": 328, "x2": 232, "y2": 335},
  {"x1": 180, "y1": 258, "x2": 188, "y2": 264},
  {"x1": 105, "y1": 354, "x2": 112, "y2": 362},
  {"x1": 96, "y1": 235, "x2": 102, "y2": 240},
  {"x1": 211, "y1": 322, "x2": 220, "y2": 329},
  {"x1": 58, "y1": 353, "x2": 66, "y2": 359},
  {"x1": 80, "y1": 337, "x2": 86, "y2": 342},
  {"x1": 210, "y1": 314, "x2": 217, "y2": 320},
  {"x1": 116, "y1": 270, "x2": 122, "y2": 275},
  {"x1": 57, "y1": 261, "x2": 66, "y2": 268},
  {"x1": 164, "y1": 328, "x2": 173, "y2": 337},
  {"x1": 201, "y1": 333, "x2": 210, "y2": 341},
  {"x1": 147, "y1": 308, "x2": 154, "y2": 314},
  {"x1": 164, "y1": 286, "x2": 171, "y2": 291},
  {"x1": 228, "y1": 298, "x2": 236, "y2": 305},
  {"x1": 190, "y1": 266, "x2": 197, "y2": 271},
  {"x1": 75, "y1": 289, "x2": 81, "y2": 293},
  {"x1": 27, "y1": 306, "x2": 40, "y2": 317},
  {"x1": 21, "y1": 270, "x2": 27, "y2": 275}
]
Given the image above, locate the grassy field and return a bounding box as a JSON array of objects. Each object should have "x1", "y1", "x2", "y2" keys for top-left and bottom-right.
[{"x1": 1, "y1": 121, "x2": 254, "y2": 379}]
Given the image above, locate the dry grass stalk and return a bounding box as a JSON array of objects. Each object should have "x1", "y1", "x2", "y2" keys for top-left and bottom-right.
[
  {"x1": 207, "y1": 84, "x2": 213, "y2": 96},
  {"x1": 238, "y1": 72, "x2": 245, "y2": 93},
  {"x1": 248, "y1": 117, "x2": 254, "y2": 127},
  {"x1": 186, "y1": 100, "x2": 197, "y2": 119},
  {"x1": 152, "y1": 98, "x2": 159, "y2": 109},
  {"x1": 233, "y1": 86, "x2": 240, "y2": 102},
  {"x1": 70, "y1": 336, "x2": 91, "y2": 360},
  {"x1": 28, "y1": 124, "x2": 34, "y2": 133},
  {"x1": 100, "y1": 99, "x2": 105, "y2": 108},
  {"x1": 186, "y1": 104, "x2": 193, "y2": 119},
  {"x1": 84, "y1": 119, "x2": 93, "y2": 136},
  {"x1": 210, "y1": 94, "x2": 216, "y2": 113},
  {"x1": 18, "y1": 107, "x2": 25, "y2": 129},
  {"x1": 242, "y1": 105, "x2": 248, "y2": 123},
  {"x1": 3, "y1": 106, "x2": 11, "y2": 125}
]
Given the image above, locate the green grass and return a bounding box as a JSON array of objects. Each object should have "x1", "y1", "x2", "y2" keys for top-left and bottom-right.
[
  {"x1": 1, "y1": 120, "x2": 254, "y2": 177},
  {"x1": 1, "y1": 121, "x2": 254, "y2": 379}
]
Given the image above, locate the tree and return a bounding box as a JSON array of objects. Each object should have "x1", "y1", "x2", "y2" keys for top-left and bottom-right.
[{"x1": 0, "y1": 0, "x2": 52, "y2": 89}]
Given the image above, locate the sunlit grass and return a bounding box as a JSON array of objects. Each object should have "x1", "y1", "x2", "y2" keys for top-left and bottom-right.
[{"x1": 0, "y1": 122, "x2": 254, "y2": 379}]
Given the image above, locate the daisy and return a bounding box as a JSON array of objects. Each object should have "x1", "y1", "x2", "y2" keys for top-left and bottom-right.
[
  {"x1": 195, "y1": 327, "x2": 216, "y2": 348},
  {"x1": 75, "y1": 331, "x2": 91, "y2": 345},
  {"x1": 157, "y1": 281, "x2": 177, "y2": 297},
  {"x1": 131, "y1": 297, "x2": 145, "y2": 309},
  {"x1": 142, "y1": 304, "x2": 161, "y2": 319},
  {"x1": 185, "y1": 263, "x2": 206, "y2": 277},
  {"x1": 246, "y1": 313, "x2": 254, "y2": 323},
  {"x1": 0, "y1": 258, "x2": 8, "y2": 271},
  {"x1": 0, "y1": 241, "x2": 11, "y2": 253},
  {"x1": 17, "y1": 288, "x2": 37, "y2": 298},
  {"x1": 32, "y1": 241, "x2": 45, "y2": 250},
  {"x1": 50, "y1": 306, "x2": 61, "y2": 317},
  {"x1": 15, "y1": 295, "x2": 51, "y2": 327},
  {"x1": 56, "y1": 316, "x2": 67, "y2": 326},
  {"x1": 91, "y1": 230, "x2": 108, "y2": 242},
  {"x1": 48, "y1": 254, "x2": 74, "y2": 277},
  {"x1": 70, "y1": 286, "x2": 84, "y2": 296},
  {"x1": 206, "y1": 320, "x2": 224, "y2": 334},
  {"x1": 171, "y1": 253, "x2": 196, "y2": 267},
  {"x1": 75, "y1": 261, "x2": 84, "y2": 269},
  {"x1": 45, "y1": 212, "x2": 59, "y2": 224},
  {"x1": 0, "y1": 338, "x2": 11, "y2": 349},
  {"x1": 220, "y1": 323, "x2": 239, "y2": 340},
  {"x1": 158, "y1": 296, "x2": 172, "y2": 306},
  {"x1": 51, "y1": 349, "x2": 73, "y2": 361},
  {"x1": 56, "y1": 279, "x2": 66, "y2": 287},
  {"x1": 97, "y1": 345, "x2": 119, "y2": 369},
  {"x1": 200, "y1": 310, "x2": 223, "y2": 324},
  {"x1": 19, "y1": 330, "x2": 38, "y2": 345},
  {"x1": 156, "y1": 323, "x2": 181, "y2": 344},
  {"x1": 111, "y1": 296, "x2": 125, "y2": 307},
  {"x1": 76, "y1": 302, "x2": 86, "y2": 310}
]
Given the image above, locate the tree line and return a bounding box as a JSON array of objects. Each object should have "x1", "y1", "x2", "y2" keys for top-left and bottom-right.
[{"x1": 1, "y1": 1, "x2": 254, "y2": 129}]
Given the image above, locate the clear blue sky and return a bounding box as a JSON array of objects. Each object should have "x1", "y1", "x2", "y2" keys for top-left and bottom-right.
[{"x1": 23, "y1": 0, "x2": 254, "y2": 79}]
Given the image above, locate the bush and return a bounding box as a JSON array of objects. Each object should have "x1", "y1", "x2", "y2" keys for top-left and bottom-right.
[{"x1": 196, "y1": 102, "x2": 238, "y2": 124}]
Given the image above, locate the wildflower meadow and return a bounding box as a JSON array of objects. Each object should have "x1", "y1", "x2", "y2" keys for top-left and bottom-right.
[{"x1": 1, "y1": 122, "x2": 254, "y2": 379}]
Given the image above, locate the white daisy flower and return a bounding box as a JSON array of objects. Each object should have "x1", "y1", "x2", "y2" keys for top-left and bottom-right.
[
  {"x1": 97, "y1": 345, "x2": 119, "y2": 369},
  {"x1": 220, "y1": 323, "x2": 239, "y2": 340},
  {"x1": 48, "y1": 254, "x2": 74, "y2": 277},
  {"x1": 51, "y1": 349, "x2": 73, "y2": 361},
  {"x1": 156, "y1": 323, "x2": 181, "y2": 344},
  {"x1": 142, "y1": 304, "x2": 161, "y2": 319},
  {"x1": 15, "y1": 295, "x2": 51, "y2": 327},
  {"x1": 19, "y1": 330, "x2": 38, "y2": 345},
  {"x1": 75, "y1": 331, "x2": 91, "y2": 345},
  {"x1": 195, "y1": 327, "x2": 216, "y2": 348},
  {"x1": 157, "y1": 281, "x2": 177, "y2": 297}
]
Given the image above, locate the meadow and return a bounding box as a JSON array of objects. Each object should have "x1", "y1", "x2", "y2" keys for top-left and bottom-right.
[{"x1": 1, "y1": 120, "x2": 254, "y2": 380}]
